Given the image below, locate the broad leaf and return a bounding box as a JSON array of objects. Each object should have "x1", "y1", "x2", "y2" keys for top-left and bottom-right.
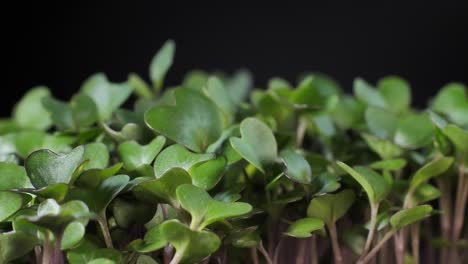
[
  {"x1": 118, "y1": 136, "x2": 166, "y2": 171},
  {"x1": 13, "y1": 87, "x2": 52, "y2": 130},
  {"x1": 176, "y1": 184, "x2": 252, "y2": 229},
  {"x1": 153, "y1": 144, "x2": 214, "y2": 177},
  {"x1": 365, "y1": 106, "x2": 397, "y2": 139},
  {"x1": 189, "y1": 156, "x2": 226, "y2": 190},
  {"x1": 83, "y1": 143, "x2": 109, "y2": 170},
  {"x1": 0, "y1": 231, "x2": 37, "y2": 263},
  {"x1": 160, "y1": 220, "x2": 220, "y2": 264},
  {"x1": 377, "y1": 76, "x2": 411, "y2": 113},
  {"x1": 432, "y1": 83, "x2": 468, "y2": 127},
  {"x1": 25, "y1": 146, "x2": 85, "y2": 188},
  {"x1": 362, "y1": 133, "x2": 403, "y2": 159},
  {"x1": 280, "y1": 148, "x2": 313, "y2": 184},
  {"x1": 394, "y1": 114, "x2": 433, "y2": 148},
  {"x1": 0, "y1": 162, "x2": 32, "y2": 190},
  {"x1": 230, "y1": 118, "x2": 277, "y2": 173},
  {"x1": 128, "y1": 224, "x2": 167, "y2": 253},
  {"x1": 369, "y1": 159, "x2": 407, "y2": 171},
  {"x1": 354, "y1": 78, "x2": 387, "y2": 108},
  {"x1": 61, "y1": 222, "x2": 86, "y2": 250},
  {"x1": 409, "y1": 157, "x2": 453, "y2": 190},
  {"x1": 0, "y1": 191, "x2": 26, "y2": 221}
]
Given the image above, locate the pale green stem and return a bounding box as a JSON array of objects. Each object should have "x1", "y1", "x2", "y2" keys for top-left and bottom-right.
[
  {"x1": 359, "y1": 230, "x2": 395, "y2": 264},
  {"x1": 328, "y1": 222, "x2": 343, "y2": 264},
  {"x1": 98, "y1": 212, "x2": 114, "y2": 248},
  {"x1": 361, "y1": 203, "x2": 379, "y2": 258}
]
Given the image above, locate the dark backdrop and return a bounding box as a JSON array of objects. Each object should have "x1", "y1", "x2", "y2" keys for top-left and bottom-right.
[{"x1": 3, "y1": 1, "x2": 468, "y2": 115}]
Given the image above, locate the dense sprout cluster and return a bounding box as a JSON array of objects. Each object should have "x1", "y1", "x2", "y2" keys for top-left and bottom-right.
[{"x1": 0, "y1": 40, "x2": 467, "y2": 264}]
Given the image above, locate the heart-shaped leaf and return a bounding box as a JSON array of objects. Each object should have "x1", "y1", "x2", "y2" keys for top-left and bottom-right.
[
  {"x1": 0, "y1": 231, "x2": 37, "y2": 263},
  {"x1": 81, "y1": 73, "x2": 133, "y2": 121},
  {"x1": 280, "y1": 148, "x2": 313, "y2": 184},
  {"x1": 145, "y1": 88, "x2": 224, "y2": 152},
  {"x1": 176, "y1": 184, "x2": 252, "y2": 229},
  {"x1": 14, "y1": 131, "x2": 75, "y2": 158},
  {"x1": 25, "y1": 146, "x2": 85, "y2": 188},
  {"x1": 390, "y1": 205, "x2": 433, "y2": 229},
  {"x1": 337, "y1": 162, "x2": 391, "y2": 205},
  {"x1": 133, "y1": 168, "x2": 191, "y2": 207},
  {"x1": 307, "y1": 189, "x2": 355, "y2": 225},
  {"x1": 83, "y1": 143, "x2": 109, "y2": 170},
  {"x1": 128, "y1": 224, "x2": 167, "y2": 253},
  {"x1": 66, "y1": 175, "x2": 129, "y2": 213},
  {"x1": 203, "y1": 76, "x2": 236, "y2": 125},
  {"x1": 18, "y1": 183, "x2": 69, "y2": 201},
  {"x1": 409, "y1": 157, "x2": 453, "y2": 191},
  {"x1": 285, "y1": 217, "x2": 325, "y2": 238},
  {"x1": 74, "y1": 163, "x2": 123, "y2": 189},
  {"x1": 377, "y1": 76, "x2": 411, "y2": 113},
  {"x1": 13, "y1": 87, "x2": 52, "y2": 130},
  {"x1": 118, "y1": 136, "x2": 166, "y2": 171},
  {"x1": 394, "y1": 114, "x2": 433, "y2": 148},
  {"x1": 189, "y1": 156, "x2": 226, "y2": 190},
  {"x1": 230, "y1": 118, "x2": 277, "y2": 173},
  {"x1": 150, "y1": 40, "x2": 175, "y2": 91},
  {"x1": 153, "y1": 144, "x2": 214, "y2": 177},
  {"x1": 42, "y1": 94, "x2": 98, "y2": 130},
  {"x1": 226, "y1": 70, "x2": 252, "y2": 106},
  {"x1": 160, "y1": 220, "x2": 221, "y2": 264},
  {"x1": 0, "y1": 162, "x2": 32, "y2": 190}
]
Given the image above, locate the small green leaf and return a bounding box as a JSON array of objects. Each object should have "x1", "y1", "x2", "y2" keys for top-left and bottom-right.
[
  {"x1": 413, "y1": 184, "x2": 441, "y2": 204},
  {"x1": 13, "y1": 87, "x2": 52, "y2": 130},
  {"x1": 14, "y1": 131, "x2": 75, "y2": 158},
  {"x1": 0, "y1": 162, "x2": 32, "y2": 190},
  {"x1": 230, "y1": 118, "x2": 277, "y2": 173},
  {"x1": 150, "y1": 40, "x2": 175, "y2": 91},
  {"x1": 370, "y1": 159, "x2": 407, "y2": 171},
  {"x1": 61, "y1": 222, "x2": 86, "y2": 250},
  {"x1": 0, "y1": 231, "x2": 37, "y2": 263},
  {"x1": 409, "y1": 157, "x2": 453, "y2": 190},
  {"x1": 432, "y1": 83, "x2": 468, "y2": 127},
  {"x1": 145, "y1": 88, "x2": 224, "y2": 152},
  {"x1": 67, "y1": 239, "x2": 121, "y2": 264},
  {"x1": 377, "y1": 76, "x2": 411, "y2": 113},
  {"x1": 25, "y1": 146, "x2": 85, "y2": 188},
  {"x1": 362, "y1": 133, "x2": 404, "y2": 159},
  {"x1": 160, "y1": 220, "x2": 221, "y2": 264},
  {"x1": 394, "y1": 114, "x2": 433, "y2": 148},
  {"x1": 128, "y1": 73, "x2": 153, "y2": 99},
  {"x1": 83, "y1": 143, "x2": 109, "y2": 170},
  {"x1": 285, "y1": 217, "x2": 325, "y2": 238},
  {"x1": 365, "y1": 106, "x2": 397, "y2": 139},
  {"x1": 204, "y1": 76, "x2": 236, "y2": 125},
  {"x1": 354, "y1": 78, "x2": 387, "y2": 108},
  {"x1": 81, "y1": 73, "x2": 133, "y2": 120},
  {"x1": 337, "y1": 162, "x2": 390, "y2": 204},
  {"x1": 307, "y1": 189, "x2": 355, "y2": 225},
  {"x1": 66, "y1": 175, "x2": 129, "y2": 213},
  {"x1": 189, "y1": 156, "x2": 226, "y2": 190},
  {"x1": 226, "y1": 70, "x2": 252, "y2": 106},
  {"x1": 176, "y1": 184, "x2": 252, "y2": 229},
  {"x1": 43, "y1": 94, "x2": 98, "y2": 130},
  {"x1": 129, "y1": 224, "x2": 167, "y2": 253},
  {"x1": 0, "y1": 191, "x2": 26, "y2": 221},
  {"x1": 133, "y1": 168, "x2": 191, "y2": 207},
  {"x1": 153, "y1": 144, "x2": 214, "y2": 177},
  {"x1": 118, "y1": 136, "x2": 166, "y2": 171},
  {"x1": 280, "y1": 148, "x2": 313, "y2": 184},
  {"x1": 443, "y1": 124, "x2": 468, "y2": 155},
  {"x1": 390, "y1": 205, "x2": 433, "y2": 229},
  {"x1": 136, "y1": 255, "x2": 159, "y2": 264},
  {"x1": 88, "y1": 258, "x2": 116, "y2": 264}
]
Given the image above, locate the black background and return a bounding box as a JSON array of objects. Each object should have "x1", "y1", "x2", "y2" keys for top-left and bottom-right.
[{"x1": 3, "y1": 1, "x2": 468, "y2": 115}]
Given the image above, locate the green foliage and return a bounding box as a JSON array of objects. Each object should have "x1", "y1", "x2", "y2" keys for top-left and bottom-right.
[{"x1": 1, "y1": 40, "x2": 467, "y2": 264}]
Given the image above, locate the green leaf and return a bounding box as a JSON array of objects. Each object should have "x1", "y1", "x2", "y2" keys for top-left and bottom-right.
[
  {"x1": 390, "y1": 205, "x2": 433, "y2": 229},
  {"x1": 74, "y1": 163, "x2": 123, "y2": 189},
  {"x1": 118, "y1": 136, "x2": 166, "y2": 171},
  {"x1": 67, "y1": 239, "x2": 121, "y2": 264},
  {"x1": 365, "y1": 106, "x2": 397, "y2": 139},
  {"x1": 43, "y1": 94, "x2": 98, "y2": 130},
  {"x1": 0, "y1": 231, "x2": 37, "y2": 263},
  {"x1": 354, "y1": 78, "x2": 387, "y2": 108},
  {"x1": 230, "y1": 118, "x2": 277, "y2": 173},
  {"x1": 61, "y1": 222, "x2": 86, "y2": 250},
  {"x1": 0, "y1": 162, "x2": 32, "y2": 190},
  {"x1": 176, "y1": 184, "x2": 252, "y2": 229},
  {"x1": 19, "y1": 183, "x2": 69, "y2": 201},
  {"x1": 25, "y1": 146, "x2": 85, "y2": 188},
  {"x1": 189, "y1": 156, "x2": 226, "y2": 190},
  {"x1": 280, "y1": 148, "x2": 312, "y2": 184},
  {"x1": 13, "y1": 87, "x2": 52, "y2": 130},
  {"x1": 133, "y1": 168, "x2": 191, "y2": 207},
  {"x1": 83, "y1": 143, "x2": 109, "y2": 170},
  {"x1": 203, "y1": 76, "x2": 236, "y2": 125},
  {"x1": 307, "y1": 189, "x2": 355, "y2": 225},
  {"x1": 432, "y1": 83, "x2": 468, "y2": 127},
  {"x1": 145, "y1": 88, "x2": 224, "y2": 152},
  {"x1": 88, "y1": 258, "x2": 116, "y2": 264},
  {"x1": 136, "y1": 255, "x2": 159, "y2": 264},
  {"x1": 409, "y1": 157, "x2": 453, "y2": 191},
  {"x1": 66, "y1": 175, "x2": 129, "y2": 213},
  {"x1": 284, "y1": 217, "x2": 325, "y2": 238},
  {"x1": 337, "y1": 162, "x2": 390, "y2": 204},
  {"x1": 362, "y1": 133, "x2": 404, "y2": 159},
  {"x1": 226, "y1": 70, "x2": 252, "y2": 105},
  {"x1": 331, "y1": 96, "x2": 365, "y2": 130},
  {"x1": 160, "y1": 220, "x2": 220, "y2": 264},
  {"x1": 370, "y1": 159, "x2": 407, "y2": 171},
  {"x1": 377, "y1": 76, "x2": 411, "y2": 113},
  {"x1": 0, "y1": 191, "x2": 26, "y2": 221},
  {"x1": 443, "y1": 124, "x2": 468, "y2": 155},
  {"x1": 150, "y1": 40, "x2": 175, "y2": 91},
  {"x1": 81, "y1": 73, "x2": 133, "y2": 120},
  {"x1": 14, "y1": 130, "x2": 75, "y2": 158},
  {"x1": 129, "y1": 224, "x2": 167, "y2": 253},
  {"x1": 413, "y1": 184, "x2": 441, "y2": 205},
  {"x1": 394, "y1": 114, "x2": 433, "y2": 148},
  {"x1": 113, "y1": 198, "x2": 156, "y2": 228},
  {"x1": 153, "y1": 144, "x2": 214, "y2": 177},
  {"x1": 128, "y1": 73, "x2": 153, "y2": 99}
]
